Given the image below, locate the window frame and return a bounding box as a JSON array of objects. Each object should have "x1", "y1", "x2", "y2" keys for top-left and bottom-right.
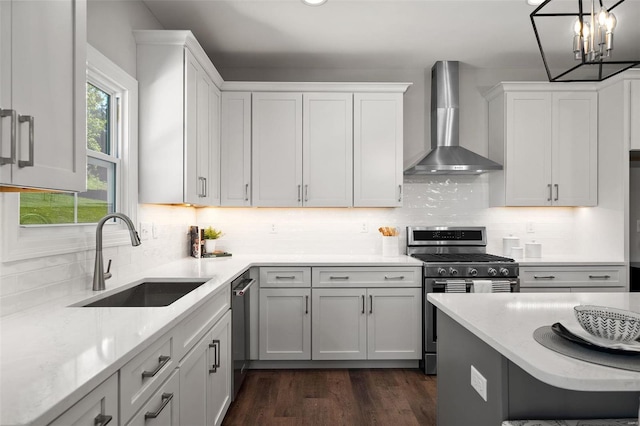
[{"x1": 1, "y1": 45, "x2": 138, "y2": 262}]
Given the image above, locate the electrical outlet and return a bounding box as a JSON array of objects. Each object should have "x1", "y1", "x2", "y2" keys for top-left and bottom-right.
[
  {"x1": 270, "y1": 224, "x2": 277, "y2": 234},
  {"x1": 139, "y1": 222, "x2": 151, "y2": 241},
  {"x1": 526, "y1": 222, "x2": 535, "y2": 233},
  {"x1": 361, "y1": 223, "x2": 368, "y2": 233},
  {"x1": 470, "y1": 365, "x2": 488, "y2": 402}
]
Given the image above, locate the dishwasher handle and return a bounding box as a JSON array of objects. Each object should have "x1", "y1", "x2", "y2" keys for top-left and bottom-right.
[{"x1": 233, "y1": 278, "x2": 255, "y2": 296}]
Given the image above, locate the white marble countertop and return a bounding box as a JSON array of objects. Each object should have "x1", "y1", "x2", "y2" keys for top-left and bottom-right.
[
  {"x1": 0, "y1": 254, "x2": 422, "y2": 426},
  {"x1": 427, "y1": 292, "x2": 640, "y2": 392}
]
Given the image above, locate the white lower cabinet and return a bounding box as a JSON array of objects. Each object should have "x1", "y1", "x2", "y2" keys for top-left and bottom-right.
[
  {"x1": 48, "y1": 373, "x2": 118, "y2": 426},
  {"x1": 179, "y1": 310, "x2": 232, "y2": 426},
  {"x1": 126, "y1": 371, "x2": 179, "y2": 426},
  {"x1": 519, "y1": 265, "x2": 627, "y2": 292},
  {"x1": 259, "y1": 288, "x2": 311, "y2": 360},
  {"x1": 312, "y1": 287, "x2": 422, "y2": 360}
]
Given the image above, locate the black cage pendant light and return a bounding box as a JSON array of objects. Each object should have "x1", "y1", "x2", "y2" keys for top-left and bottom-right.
[{"x1": 531, "y1": 0, "x2": 640, "y2": 82}]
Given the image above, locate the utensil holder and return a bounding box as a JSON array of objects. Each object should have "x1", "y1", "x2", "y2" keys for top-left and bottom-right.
[{"x1": 382, "y1": 236, "x2": 399, "y2": 257}]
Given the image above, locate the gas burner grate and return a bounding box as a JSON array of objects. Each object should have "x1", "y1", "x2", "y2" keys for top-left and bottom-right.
[{"x1": 411, "y1": 253, "x2": 515, "y2": 263}]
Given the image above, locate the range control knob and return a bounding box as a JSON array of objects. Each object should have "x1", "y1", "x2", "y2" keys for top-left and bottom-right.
[
  {"x1": 488, "y1": 267, "x2": 497, "y2": 277},
  {"x1": 500, "y1": 267, "x2": 510, "y2": 277},
  {"x1": 468, "y1": 268, "x2": 478, "y2": 277},
  {"x1": 437, "y1": 267, "x2": 447, "y2": 276},
  {"x1": 449, "y1": 267, "x2": 459, "y2": 276}
]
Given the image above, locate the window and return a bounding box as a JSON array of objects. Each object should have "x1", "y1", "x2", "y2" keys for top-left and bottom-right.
[{"x1": 2, "y1": 45, "x2": 138, "y2": 261}]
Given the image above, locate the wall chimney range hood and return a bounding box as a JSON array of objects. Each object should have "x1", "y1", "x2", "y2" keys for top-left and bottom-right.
[{"x1": 404, "y1": 61, "x2": 502, "y2": 175}]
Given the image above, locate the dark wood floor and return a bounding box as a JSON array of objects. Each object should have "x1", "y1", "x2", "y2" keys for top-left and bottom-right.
[{"x1": 222, "y1": 369, "x2": 437, "y2": 426}]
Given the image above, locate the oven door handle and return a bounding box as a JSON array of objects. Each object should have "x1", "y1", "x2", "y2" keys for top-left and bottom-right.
[
  {"x1": 432, "y1": 279, "x2": 519, "y2": 289},
  {"x1": 233, "y1": 278, "x2": 255, "y2": 296}
]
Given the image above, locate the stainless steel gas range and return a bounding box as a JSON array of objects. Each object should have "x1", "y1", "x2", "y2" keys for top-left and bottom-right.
[{"x1": 406, "y1": 226, "x2": 520, "y2": 375}]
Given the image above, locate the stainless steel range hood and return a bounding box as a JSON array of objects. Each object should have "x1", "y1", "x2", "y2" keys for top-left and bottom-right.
[{"x1": 404, "y1": 61, "x2": 502, "y2": 175}]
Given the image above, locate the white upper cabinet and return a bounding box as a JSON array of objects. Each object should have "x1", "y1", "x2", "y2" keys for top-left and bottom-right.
[
  {"x1": 252, "y1": 92, "x2": 303, "y2": 207},
  {"x1": 353, "y1": 93, "x2": 404, "y2": 207},
  {"x1": 303, "y1": 93, "x2": 353, "y2": 207},
  {"x1": 487, "y1": 84, "x2": 597, "y2": 207},
  {"x1": 135, "y1": 30, "x2": 222, "y2": 206},
  {"x1": 0, "y1": 0, "x2": 86, "y2": 191},
  {"x1": 221, "y1": 92, "x2": 252, "y2": 206}
]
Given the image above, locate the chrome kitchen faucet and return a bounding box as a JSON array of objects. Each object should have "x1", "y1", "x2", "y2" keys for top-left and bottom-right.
[{"x1": 92, "y1": 213, "x2": 141, "y2": 291}]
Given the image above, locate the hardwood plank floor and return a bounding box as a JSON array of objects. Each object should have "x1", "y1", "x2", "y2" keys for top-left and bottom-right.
[{"x1": 223, "y1": 369, "x2": 437, "y2": 426}]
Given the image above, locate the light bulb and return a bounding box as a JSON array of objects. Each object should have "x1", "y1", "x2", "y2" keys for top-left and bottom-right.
[
  {"x1": 582, "y1": 22, "x2": 591, "y2": 39},
  {"x1": 606, "y1": 12, "x2": 617, "y2": 32},
  {"x1": 597, "y1": 7, "x2": 609, "y2": 28},
  {"x1": 573, "y1": 17, "x2": 582, "y2": 35}
]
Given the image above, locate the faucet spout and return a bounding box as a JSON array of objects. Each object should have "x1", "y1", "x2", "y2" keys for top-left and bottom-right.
[{"x1": 93, "y1": 213, "x2": 141, "y2": 291}]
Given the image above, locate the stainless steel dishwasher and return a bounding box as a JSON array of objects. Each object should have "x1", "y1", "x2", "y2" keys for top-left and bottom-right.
[{"x1": 231, "y1": 272, "x2": 254, "y2": 400}]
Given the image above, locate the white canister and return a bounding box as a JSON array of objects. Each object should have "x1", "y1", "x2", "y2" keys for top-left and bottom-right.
[
  {"x1": 525, "y1": 241, "x2": 542, "y2": 258},
  {"x1": 503, "y1": 235, "x2": 520, "y2": 257},
  {"x1": 382, "y1": 236, "x2": 399, "y2": 257},
  {"x1": 510, "y1": 247, "x2": 524, "y2": 260}
]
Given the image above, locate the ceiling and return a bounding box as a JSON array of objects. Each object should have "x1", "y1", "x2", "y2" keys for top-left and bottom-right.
[{"x1": 142, "y1": 0, "x2": 640, "y2": 76}]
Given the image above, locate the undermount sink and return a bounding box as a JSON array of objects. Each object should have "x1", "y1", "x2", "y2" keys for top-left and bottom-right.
[{"x1": 77, "y1": 279, "x2": 209, "y2": 307}]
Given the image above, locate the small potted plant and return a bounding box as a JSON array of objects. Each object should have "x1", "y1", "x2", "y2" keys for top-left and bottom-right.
[{"x1": 202, "y1": 226, "x2": 223, "y2": 253}]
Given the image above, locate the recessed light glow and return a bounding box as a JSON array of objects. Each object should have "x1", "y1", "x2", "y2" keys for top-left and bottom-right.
[
  {"x1": 302, "y1": 0, "x2": 327, "y2": 5},
  {"x1": 527, "y1": 0, "x2": 544, "y2": 5}
]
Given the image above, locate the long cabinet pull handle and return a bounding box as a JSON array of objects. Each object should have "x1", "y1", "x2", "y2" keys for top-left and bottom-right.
[
  {"x1": 305, "y1": 295, "x2": 309, "y2": 314},
  {"x1": 384, "y1": 276, "x2": 405, "y2": 280},
  {"x1": 141, "y1": 355, "x2": 171, "y2": 378},
  {"x1": 369, "y1": 295, "x2": 373, "y2": 314},
  {"x1": 304, "y1": 184, "x2": 309, "y2": 202},
  {"x1": 297, "y1": 184, "x2": 301, "y2": 202},
  {"x1": 203, "y1": 177, "x2": 208, "y2": 197},
  {"x1": 209, "y1": 339, "x2": 221, "y2": 373},
  {"x1": 144, "y1": 393, "x2": 174, "y2": 419},
  {"x1": 547, "y1": 184, "x2": 552, "y2": 202},
  {"x1": 94, "y1": 414, "x2": 112, "y2": 426},
  {"x1": 361, "y1": 295, "x2": 365, "y2": 314},
  {"x1": 329, "y1": 276, "x2": 349, "y2": 280},
  {"x1": 588, "y1": 275, "x2": 611, "y2": 279},
  {"x1": 533, "y1": 275, "x2": 555, "y2": 280},
  {"x1": 275, "y1": 275, "x2": 296, "y2": 279},
  {"x1": 18, "y1": 115, "x2": 34, "y2": 167},
  {"x1": 398, "y1": 185, "x2": 402, "y2": 202},
  {"x1": 554, "y1": 184, "x2": 559, "y2": 202},
  {"x1": 244, "y1": 183, "x2": 249, "y2": 201},
  {"x1": 0, "y1": 109, "x2": 16, "y2": 165}
]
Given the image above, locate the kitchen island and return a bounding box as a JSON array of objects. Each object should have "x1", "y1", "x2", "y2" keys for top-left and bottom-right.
[{"x1": 427, "y1": 292, "x2": 640, "y2": 425}]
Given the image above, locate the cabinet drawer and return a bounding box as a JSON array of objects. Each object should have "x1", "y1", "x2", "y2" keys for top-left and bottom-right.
[
  {"x1": 313, "y1": 267, "x2": 421, "y2": 288},
  {"x1": 125, "y1": 371, "x2": 179, "y2": 426},
  {"x1": 260, "y1": 267, "x2": 311, "y2": 287},
  {"x1": 520, "y1": 267, "x2": 622, "y2": 288},
  {"x1": 49, "y1": 373, "x2": 118, "y2": 426},
  {"x1": 174, "y1": 285, "x2": 230, "y2": 361},
  {"x1": 120, "y1": 331, "x2": 175, "y2": 423}
]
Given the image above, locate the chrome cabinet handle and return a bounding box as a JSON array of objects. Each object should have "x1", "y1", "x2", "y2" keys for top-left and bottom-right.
[
  {"x1": 329, "y1": 276, "x2": 349, "y2": 280},
  {"x1": 233, "y1": 278, "x2": 255, "y2": 296},
  {"x1": 588, "y1": 275, "x2": 611, "y2": 279},
  {"x1": 18, "y1": 115, "x2": 34, "y2": 167},
  {"x1": 203, "y1": 177, "x2": 208, "y2": 197},
  {"x1": 0, "y1": 109, "x2": 16, "y2": 165},
  {"x1": 94, "y1": 414, "x2": 112, "y2": 426},
  {"x1": 398, "y1": 185, "x2": 402, "y2": 202},
  {"x1": 305, "y1": 295, "x2": 309, "y2": 314},
  {"x1": 297, "y1": 184, "x2": 301, "y2": 202},
  {"x1": 141, "y1": 355, "x2": 171, "y2": 378},
  {"x1": 244, "y1": 183, "x2": 249, "y2": 201},
  {"x1": 384, "y1": 276, "x2": 405, "y2": 280},
  {"x1": 144, "y1": 393, "x2": 174, "y2": 419},
  {"x1": 547, "y1": 184, "x2": 552, "y2": 202},
  {"x1": 304, "y1": 184, "x2": 309, "y2": 202},
  {"x1": 554, "y1": 184, "x2": 559, "y2": 201},
  {"x1": 275, "y1": 275, "x2": 296, "y2": 279},
  {"x1": 361, "y1": 295, "x2": 365, "y2": 314},
  {"x1": 209, "y1": 339, "x2": 220, "y2": 373},
  {"x1": 369, "y1": 295, "x2": 373, "y2": 314},
  {"x1": 533, "y1": 275, "x2": 555, "y2": 280}
]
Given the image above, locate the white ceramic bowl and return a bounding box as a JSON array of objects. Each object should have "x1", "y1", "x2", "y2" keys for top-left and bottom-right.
[{"x1": 574, "y1": 305, "x2": 640, "y2": 342}]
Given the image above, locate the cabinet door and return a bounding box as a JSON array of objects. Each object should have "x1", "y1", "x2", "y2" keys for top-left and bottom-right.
[
  {"x1": 179, "y1": 329, "x2": 210, "y2": 426},
  {"x1": 259, "y1": 288, "x2": 311, "y2": 360},
  {"x1": 221, "y1": 92, "x2": 251, "y2": 206},
  {"x1": 353, "y1": 93, "x2": 403, "y2": 207},
  {"x1": 505, "y1": 92, "x2": 552, "y2": 206},
  {"x1": 0, "y1": 1, "x2": 10, "y2": 184},
  {"x1": 252, "y1": 92, "x2": 303, "y2": 207},
  {"x1": 367, "y1": 288, "x2": 421, "y2": 360},
  {"x1": 303, "y1": 93, "x2": 353, "y2": 207},
  {"x1": 49, "y1": 373, "x2": 118, "y2": 426},
  {"x1": 125, "y1": 371, "x2": 179, "y2": 426},
  {"x1": 207, "y1": 311, "x2": 231, "y2": 426},
  {"x1": 551, "y1": 92, "x2": 597, "y2": 206},
  {"x1": 3, "y1": 0, "x2": 86, "y2": 191},
  {"x1": 184, "y1": 49, "x2": 200, "y2": 204},
  {"x1": 311, "y1": 288, "x2": 367, "y2": 360}
]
